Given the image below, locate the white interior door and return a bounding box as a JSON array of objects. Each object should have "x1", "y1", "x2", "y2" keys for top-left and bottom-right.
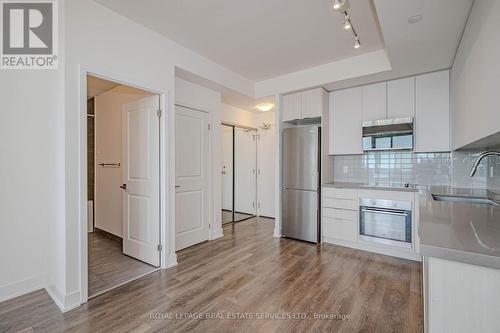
[
  {"x1": 121, "y1": 95, "x2": 160, "y2": 267},
  {"x1": 175, "y1": 106, "x2": 210, "y2": 251},
  {"x1": 221, "y1": 125, "x2": 233, "y2": 211},
  {"x1": 258, "y1": 126, "x2": 276, "y2": 218},
  {"x1": 234, "y1": 128, "x2": 257, "y2": 215}
]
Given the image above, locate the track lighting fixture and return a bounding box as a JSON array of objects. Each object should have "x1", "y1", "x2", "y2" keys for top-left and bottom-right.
[{"x1": 332, "y1": 0, "x2": 360, "y2": 49}]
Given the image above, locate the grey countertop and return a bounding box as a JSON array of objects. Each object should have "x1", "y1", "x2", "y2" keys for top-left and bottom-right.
[
  {"x1": 419, "y1": 186, "x2": 500, "y2": 270},
  {"x1": 323, "y1": 181, "x2": 419, "y2": 192}
]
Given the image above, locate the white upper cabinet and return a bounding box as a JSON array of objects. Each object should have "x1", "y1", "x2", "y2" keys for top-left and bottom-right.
[
  {"x1": 301, "y1": 88, "x2": 323, "y2": 119},
  {"x1": 282, "y1": 88, "x2": 324, "y2": 121},
  {"x1": 387, "y1": 77, "x2": 415, "y2": 119},
  {"x1": 281, "y1": 92, "x2": 301, "y2": 121},
  {"x1": 329, "y1": 88, "x2": 362, "y2": 155},
  {"x1": 415, "y1": 70, "x2": 450, "y2": 152},
  {"x1": 362, "y1": 82, "x2": 387, "y2": 121}
]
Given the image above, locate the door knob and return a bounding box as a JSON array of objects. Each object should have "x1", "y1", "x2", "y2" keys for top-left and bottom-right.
[
  {"x1": 175, "y1": 185, "x2": 181, "y2": 188},
  {"x1": 120, "y1": 184, "x2": 127, "y2": 190}
]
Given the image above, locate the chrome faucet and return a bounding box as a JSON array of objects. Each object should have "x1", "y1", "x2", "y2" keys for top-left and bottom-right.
[{"x1": 469, "y1": 151, "x2": 500, "y2": 177}]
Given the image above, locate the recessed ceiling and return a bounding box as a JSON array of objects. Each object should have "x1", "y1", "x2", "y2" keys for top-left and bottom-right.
[
  {"x1": 94, "y1": 0, "x2": 384, "y2": 82},
  {"x1": 322, "y1": 0, "x2": 474, "y2": 91}
]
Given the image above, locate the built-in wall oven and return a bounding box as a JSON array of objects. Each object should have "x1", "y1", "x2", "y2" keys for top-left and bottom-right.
[{"x1": 359, "y1": 198, "x2": 412, "y2": 248}]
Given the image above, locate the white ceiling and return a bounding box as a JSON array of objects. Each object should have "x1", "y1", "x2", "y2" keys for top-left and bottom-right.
[
  {"x1": 94, "y1": 0, "x2": 473, "y2": 111},
  {"x1": 94, "y1": 0, "x2": 384, "y2": 82},
  {"x1": 222, "y1": 91, "x2": 275, "y2": 113}
]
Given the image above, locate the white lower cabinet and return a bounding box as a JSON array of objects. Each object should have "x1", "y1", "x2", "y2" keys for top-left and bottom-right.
[
  {"x1": 321, "y1": 187, "x2": 420, "y2": 261},
  {"x1": 424, "y1": 257, "x2": 500, "y2": 333},
  {"x1": 322, "y1": 188, "x2": 358, "y2": 243},
  {"x1": 323, "y1": 217, "x2": 357, "y2": 242}
]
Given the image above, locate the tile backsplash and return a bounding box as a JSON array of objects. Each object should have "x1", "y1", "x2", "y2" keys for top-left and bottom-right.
[{"x1": 333, "y1": 151, "x2": 489, "y2": 188}]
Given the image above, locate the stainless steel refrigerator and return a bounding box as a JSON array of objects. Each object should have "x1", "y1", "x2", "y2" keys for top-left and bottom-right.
[{"x1": 282, "y1": 125, "x2": 320, "y2": 243}]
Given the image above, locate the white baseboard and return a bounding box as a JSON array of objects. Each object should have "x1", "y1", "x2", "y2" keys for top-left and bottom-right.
[
  {"x1": 164, "y1": 253, "x2": 178, "y2": 268},
  {"x1": 0, "y1": 274, "x2": 46, "y2": 303},
  {"x1": 323, "y1": 236, "x2": 422, "y2": 262},
  {"x1": 210, "y1": 227, "x2": 224, "y2": 240},
  {"x1": 46, "y1": 284, "x2": 80, "y2": 313}
]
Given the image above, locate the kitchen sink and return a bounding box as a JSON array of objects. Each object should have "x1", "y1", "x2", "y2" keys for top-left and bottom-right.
[{"x1": 431, "y1": 194, "x2": 500, "y2": 206}]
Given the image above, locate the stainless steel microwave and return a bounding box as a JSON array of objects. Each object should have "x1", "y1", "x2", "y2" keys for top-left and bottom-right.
[{"x1": 362, "y1": 117, "x2": 413, "y2": 151}]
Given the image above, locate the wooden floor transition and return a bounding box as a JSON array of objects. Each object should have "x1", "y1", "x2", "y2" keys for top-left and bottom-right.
[
  {"x1": 0, "y1": 217, "x2": 422, "y2": 332},
  {"x1": 88, "y1": 231, "x2": 157, "y2": 298}
]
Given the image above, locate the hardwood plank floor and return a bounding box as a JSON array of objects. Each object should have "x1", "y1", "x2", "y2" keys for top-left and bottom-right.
[
  {"x1": 88, "y1": 232, "x2": 156, "y2": 297},
  {"x1": 0, "y1": 217, "x2": 422, "y2": 333}
]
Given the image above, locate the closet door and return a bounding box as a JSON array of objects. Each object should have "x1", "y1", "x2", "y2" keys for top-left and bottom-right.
[
  {"x1": 221, "y1": 125, "x2": 233, "y2": 211},
  {"x1": 258, "y1": 126, "x2": 276, "y2": 218},
  {"x1": 234, "y1": 128, "x2": 257, "y2": 215}
]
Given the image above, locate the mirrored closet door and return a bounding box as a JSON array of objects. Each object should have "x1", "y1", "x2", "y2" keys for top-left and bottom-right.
[{"x1": 221, "y1": 124, "x2": 257, "y2": 223}]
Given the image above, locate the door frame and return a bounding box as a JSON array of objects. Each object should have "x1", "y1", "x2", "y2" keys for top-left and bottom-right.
[
  {"x1": 174, "y1": 104, "x2": 214, "y2": 244},
  {"x1": 79, "y1": 66, "x2": 168, "y2": 304}
]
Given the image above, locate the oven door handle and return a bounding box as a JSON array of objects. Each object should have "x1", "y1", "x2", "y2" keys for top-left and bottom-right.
[{"x1": 361, "y1": 207, "x2": 409, "y2": 217}]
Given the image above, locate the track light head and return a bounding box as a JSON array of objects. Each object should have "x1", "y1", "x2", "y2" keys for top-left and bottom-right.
[
  {"x1": 333, "y1": 0, "x2": 349, "y2": 12},
  {"x1": 343, "y1": 15, "x2": 351, "y2": 30},
  {"x1": 354, "y1": 36, "x2": 360, "y2": 49}
]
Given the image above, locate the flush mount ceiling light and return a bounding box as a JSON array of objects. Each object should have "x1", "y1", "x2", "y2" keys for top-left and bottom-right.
[
  {"x1": 332, "y1": 0, "x2": 360, "y2": 49},
  {"x1": 408, "y1": 14, "x2": 423, "y2": 24},
  {"x1": 256, "y1": 103, "x2": 274, "y2": 112}
]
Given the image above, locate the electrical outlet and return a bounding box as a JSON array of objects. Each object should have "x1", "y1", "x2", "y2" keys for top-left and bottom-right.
[{"x1": 343, "y1": 166, "x2": 348, "y2": 174}]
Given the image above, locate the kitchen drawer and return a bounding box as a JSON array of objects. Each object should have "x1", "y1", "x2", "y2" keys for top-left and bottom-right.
[
  {"x1": 322, "y1": 217, "x2": 357, "y2": 242},
  {"x1": 322, "y1": 207, "x2": 357, "y2": 221},
  {"x1": 322, "y1": 197, "x2": 357, "y2": 211},
  {"x1": 322, "y1": 187, "x2": 358, "y2": 200}
]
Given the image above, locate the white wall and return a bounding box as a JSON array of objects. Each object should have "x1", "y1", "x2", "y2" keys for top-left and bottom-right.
[
  {"x1": 451, "y1": 0, "x2": 500, "y2": 149},
  {"x1": 0, "y1": 0, "x2": 265, "y2": 310},
  {"x1": 0, "y1": 0, "x2": 65, "y2": 303},
  {"x1": 94, "y1": 87, "x2": 151, "y2": 238},
  {"x1": 60, "y1": 0, "x2": 260, "y2": 311},
  {"x1": 0, "y1": 70, "x2": 63, "y2": 302},
  {"x1": 221, "y1": 104, "x2": 259, "y2": 127},
  {"x1": 175, "y1": 77, "x2": 223, "y2": 239}
]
